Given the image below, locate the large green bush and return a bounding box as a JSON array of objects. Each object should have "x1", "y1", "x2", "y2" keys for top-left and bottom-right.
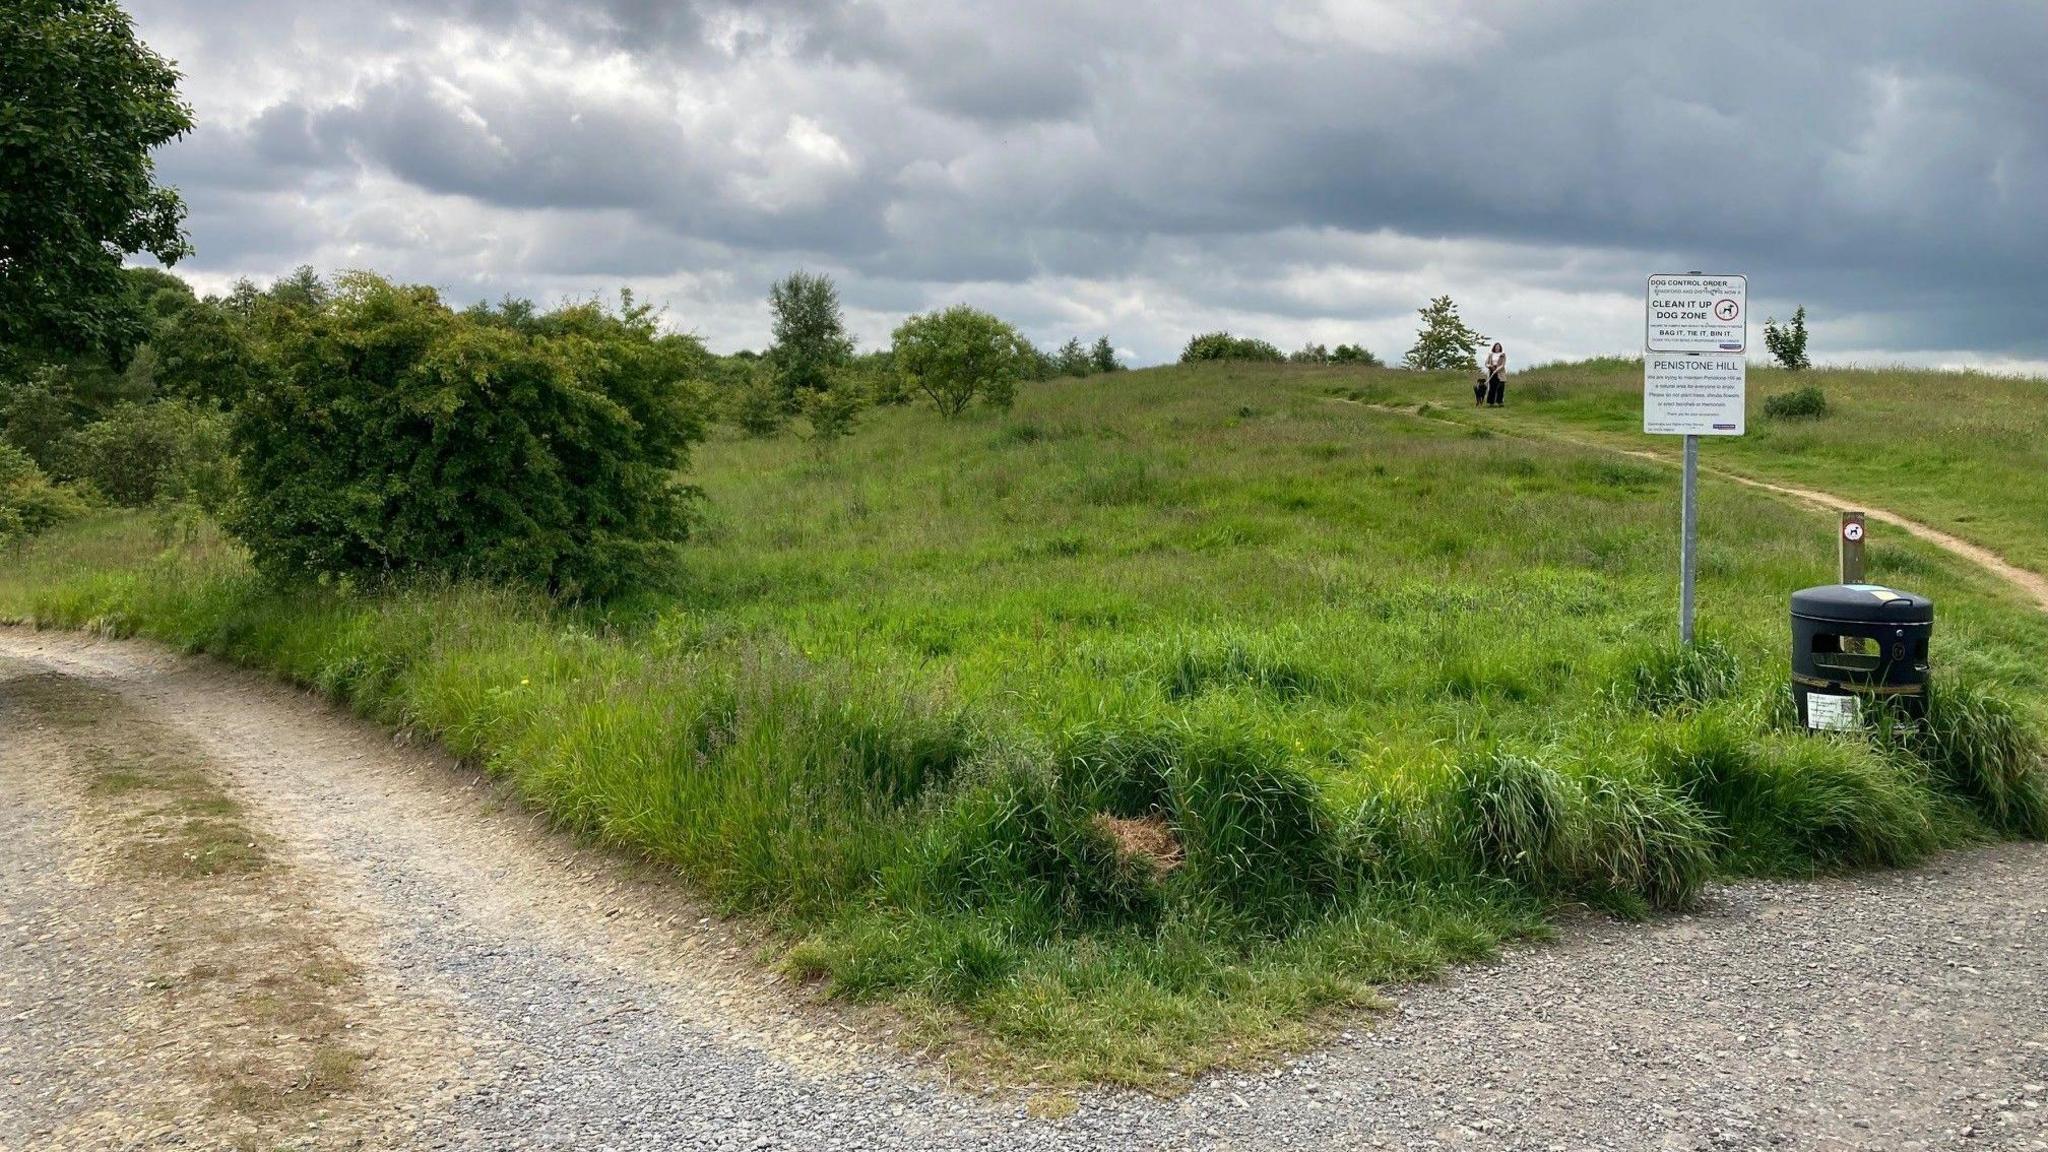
[{"x1": 228, "y1": 274, "x2": 707, "y2": 598}]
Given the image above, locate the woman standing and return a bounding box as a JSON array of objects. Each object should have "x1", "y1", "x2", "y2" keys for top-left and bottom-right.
[{"x1": 1483, "y1": 341, "x2": 1507, "y2": 407}]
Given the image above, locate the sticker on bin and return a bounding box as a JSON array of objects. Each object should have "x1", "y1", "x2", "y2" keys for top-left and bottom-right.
[{"x1": 1806, "y1": 693, "x2": 1861, "y2": 731}]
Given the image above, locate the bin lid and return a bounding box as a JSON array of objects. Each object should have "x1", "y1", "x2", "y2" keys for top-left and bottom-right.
[{"x1": 1791, "y1": 583, "x2": 1933, "y2": 624}]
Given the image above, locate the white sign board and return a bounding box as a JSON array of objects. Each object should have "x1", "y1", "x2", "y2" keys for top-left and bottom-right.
[
  {"x1": 1806, "y1": 693, "x2": 1861, "y2": 731},
  {"x1": 1644, "y1": 354, "x2": 1746, "y2": 436},
  {"x1": 1647, "y1": 273, "x2": 1747, "y2": 353}
]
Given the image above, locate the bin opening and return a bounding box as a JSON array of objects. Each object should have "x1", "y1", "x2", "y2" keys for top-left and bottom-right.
[{"x1": 1810, "y1": 633, "x2": 1881, "y2": 672}]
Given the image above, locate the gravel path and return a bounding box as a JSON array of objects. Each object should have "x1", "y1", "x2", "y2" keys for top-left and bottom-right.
[{"x1": 5, "y1": 626, "x2": 2047, "y2": 1151}]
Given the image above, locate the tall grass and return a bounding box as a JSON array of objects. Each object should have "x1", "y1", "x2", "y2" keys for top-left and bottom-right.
[{"x1": 4, "y1": 360, "x2": 2044, "y2": 1085}]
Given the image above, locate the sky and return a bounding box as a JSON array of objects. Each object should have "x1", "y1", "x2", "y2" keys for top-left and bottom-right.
[{"x1": 128, "y1": 0, "x2": 2048, "y2": 371}]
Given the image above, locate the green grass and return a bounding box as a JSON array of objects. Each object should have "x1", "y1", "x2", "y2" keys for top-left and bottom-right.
[
  {"x1": 1364, "y1": 357, "x2": 2048, "y2": 574},
  {"x1": 3, "y1": 360, "x2": 2044, "y2": 1086}
]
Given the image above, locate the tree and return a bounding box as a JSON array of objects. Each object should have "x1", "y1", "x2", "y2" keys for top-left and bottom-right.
[
  {"x1": 151, "y1": 297, "x2": 264, "y2": 408},
  {"x1": 1289, "y1": 342, "x2": 1330, "y2": 364},
  {"x1": 892, "y1": 305, "x2": 1032, "y2": 416},
  {"x1": 1331, "y1": 343, "x2": 1381, "y2": 366},
  {"x1": 1, "y1": 1, "x2": 194, "y2": 361},
  {"x1": 1763, "y1": 306, "x2": 1811, "y2": 371},
  {"x1": 1090, "y1": 336, "x2": 1121, "y2": 373},
  {"x1": 267, "y1": 265, "x2": 330, "y2": 312},
  {"x1": 1054, "y1": 337, "x2": 1093, "y2": 377},
  {"x1": 767, "y1": 271, "x2": 853, "y2": 402},
  {"x1": 1402, "y1": 297, "x2": 1487, "y2": 371}
]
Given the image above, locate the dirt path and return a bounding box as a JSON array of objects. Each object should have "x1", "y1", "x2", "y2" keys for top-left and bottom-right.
[
  {"x1": 1355, "y1": 400, "x2": 2048, "y2": 613},
  {"x1": 6, "y1": 627, "x2": 2048, "y2": 1151}
]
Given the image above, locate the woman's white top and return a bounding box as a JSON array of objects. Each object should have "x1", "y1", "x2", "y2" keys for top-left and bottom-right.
[{"x1": 1485, "y1": 350, "x2": 1506, "y2": 376}]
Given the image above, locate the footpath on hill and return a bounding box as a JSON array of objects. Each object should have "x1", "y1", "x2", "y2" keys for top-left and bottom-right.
[
  {"x1": 6, "y1": 624, "x2": 2048, "y2": 1151},
  {"x1": 1355, "y1": 399, "x2": 2048, "y2": 614}
]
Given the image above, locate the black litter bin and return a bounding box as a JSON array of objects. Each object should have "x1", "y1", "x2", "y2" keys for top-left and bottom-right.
[{"x1": 1790, "y1": 584, "x2": 1933, "y2": 730}]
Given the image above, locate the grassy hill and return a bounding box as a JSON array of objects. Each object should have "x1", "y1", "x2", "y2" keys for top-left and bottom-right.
[
  {"x1": 1366, "y1": 358, "x2": 2048, "y2": 574},
  {"x1": 4, "y1": 360, "x2": 2045, "y2": 1085}
]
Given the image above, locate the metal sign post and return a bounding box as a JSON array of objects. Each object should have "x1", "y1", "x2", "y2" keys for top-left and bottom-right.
[
  {"x1": 1645, "y1": 272, "x2": 1747, "y2": 646},
  {"x1": 1681, "y1": 435, "x2": 1699, "y2": 643}
]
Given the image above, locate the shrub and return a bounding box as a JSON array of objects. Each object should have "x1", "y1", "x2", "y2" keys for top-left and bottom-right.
[
  {"x1": 63, "y1": 399, "x2": 233, "y2": 511},
  {"x1": 1763, "y1": 306, "x2": 1811, "y2": 370},
  {"x1": 1180, "y1": 332, "x2": 1285, "y2": 364},
  {"x1": 0, "y1": 443, "x2": 86, "y2": 545},
  {"x1": 726, "y1": 361, "x2": 788, "y2": 437},
  {"x1": 228, "y1": 274, "x2": 707, "y2": 598},
  {"x1": 1762, "y1": 385, "x2": 1827, "y2": 419},
  {"x1": 800, "y1": 373, "x2": 865, "y2": 454},
  {"x1": 1289, "y1": 342, "x2": 1329, "y2": 364},
  {"x1": 847, "y1": 350, "x2": 911, "y2": 405},
  {"x1": 892, "y1": 306, "x2": 1032, "y2": 416},
  {"x1": 1330, "y1": 343, "x2": 1381, "y2": 366}
]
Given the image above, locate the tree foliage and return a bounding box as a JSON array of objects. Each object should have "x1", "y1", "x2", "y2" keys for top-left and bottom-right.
[
  {"x1": 727, "y1": 360, "x2": 789, "y2": 437},
  {"x1": 1403, "y1": 296, "x2": 1487, "y2": 371},
  {"x1": 1330, "y1": 343, "x2": 1381, "y2": 366},
  {"x1": 64, "y1": 397, "x2": 231, "y2": 510},
  {"x1": 1054, "y1": 337, "x2": 1093, "y2": 377},
  {"x1": 800, "y1": 371, "x2": 865, "y2": 453},
  {"x1": 1180, "y1": 332, "x2": 1286, "y2": 363},
  {"x1": 768, "y1": 271, "x2": 853, "y2": 402},
  {"x1": 229, "y1": 275, "x2": 708, "y2": 598},
  {"x1": 1, "y1": 0, "x2": 194, "y2": 360},
  {"x1": 1090, "y1": 336, "x2": 1121, "y2": 373},
  {"x1": 1763, "y1": 306, "x2": 1811, "y2": 371},
  {"x1": 892, "y1": 306, "x2": 1031, "y2": 416}
]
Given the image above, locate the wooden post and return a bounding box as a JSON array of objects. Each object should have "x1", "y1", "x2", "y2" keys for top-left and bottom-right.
[{"x1": 1839, "y1": 511, "x2": 1866, "y2": 584}]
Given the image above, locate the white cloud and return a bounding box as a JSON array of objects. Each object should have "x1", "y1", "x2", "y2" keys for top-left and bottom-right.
[{"x1": 128, "y1": 0, "x2": 2048, "y2": 371}]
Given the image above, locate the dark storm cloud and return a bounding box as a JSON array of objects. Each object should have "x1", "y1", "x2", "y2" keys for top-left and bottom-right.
[{"x1": 128, "y1": 0, "x2": 2048, "y2": 363}]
